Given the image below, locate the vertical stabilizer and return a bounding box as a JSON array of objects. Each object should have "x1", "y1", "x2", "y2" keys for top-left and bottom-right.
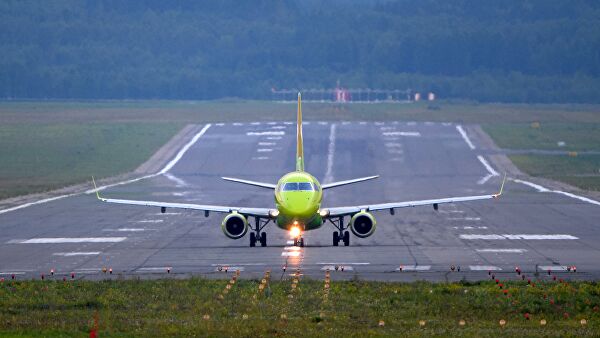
[{"x1": 296, "y1": 92, "x2": 304, "y2": 171}]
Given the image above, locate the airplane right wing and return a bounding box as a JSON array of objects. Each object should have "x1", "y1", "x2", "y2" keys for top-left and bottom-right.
[{"x1": 325, "y1": 175, "x2": 506, "y2": 217}]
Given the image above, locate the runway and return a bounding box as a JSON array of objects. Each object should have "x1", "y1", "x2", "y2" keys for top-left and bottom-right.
[{"x1": 0, "y1": 121, "x2": 599, "y2": 282}]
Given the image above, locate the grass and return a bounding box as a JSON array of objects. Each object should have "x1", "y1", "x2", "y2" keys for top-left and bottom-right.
[
  {"x1": 484, "y1": 123, "x2": 600, "y2": 152},
  {"x1": 509, "y1": 155, "x2": 600, "y2": 191},
  {"x1": 0, "y1": 277, "x2": 598, "y2": 337},
  {"x1": 0, "y1": 123, "x2": 182, "y2": 199}
]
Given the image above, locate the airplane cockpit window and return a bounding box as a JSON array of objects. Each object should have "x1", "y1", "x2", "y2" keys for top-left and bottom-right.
[{"x1": 282, "y1": 182, "x2": 315, "y2": 191}]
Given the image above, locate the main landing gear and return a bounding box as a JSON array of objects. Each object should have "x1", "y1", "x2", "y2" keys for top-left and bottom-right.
[
  {"x1": 328, "y1": 216, "x2": 350, "y2": 246},
  {"x1": 249, "y1": 217, "x2": 270, "y2": 247}
]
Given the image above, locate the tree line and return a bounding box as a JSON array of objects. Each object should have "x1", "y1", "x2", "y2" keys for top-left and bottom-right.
[{"x1": 1, "y1": 0, "x2": 599, "y2": 103}]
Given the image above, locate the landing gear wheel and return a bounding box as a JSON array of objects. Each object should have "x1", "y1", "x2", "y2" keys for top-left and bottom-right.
[
  {"x1": 333, "y1": 232, "x2": 339, "y2": 246},
  {"x1": 260, "y1": 232, "x2": 267, "y2": 247},
  {"x1": 299, "y1": 238, "x2": 305, "y2": 247},
  {"x1": 343, "y1": 231, "x2": 350, "y2": 246},
  {"x1": 250, "y1": 232, "x2": 256, "y2": 247}
]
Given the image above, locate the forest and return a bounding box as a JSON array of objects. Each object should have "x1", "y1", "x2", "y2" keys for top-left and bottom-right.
[{"x1": 1, "y1": 0, "x2": 600, "y2": 103}]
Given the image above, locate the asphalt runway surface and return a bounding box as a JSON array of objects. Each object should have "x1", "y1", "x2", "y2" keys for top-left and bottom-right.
[{"x1": 0, "y1": 121, "x2": 599, "y2": 282}]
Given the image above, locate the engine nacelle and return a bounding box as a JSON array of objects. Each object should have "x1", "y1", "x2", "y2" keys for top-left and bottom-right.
[
  {"x1": 350, "y1": 211, "x2": 377, "y2": 238},
  {"x1": 221, "y1": 212, "x2": 248, "y2": 239}
]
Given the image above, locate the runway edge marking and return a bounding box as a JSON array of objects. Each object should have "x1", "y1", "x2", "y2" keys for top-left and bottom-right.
[
  {"x1": 456, "y1": 125, "x2": 476, "y2": 150},
  {"x1": 511, "y1": 178, "x2": 600, "y2": 206},
  {"x1": 0, "y1": 124, "x2": 213, "y2": 215}
]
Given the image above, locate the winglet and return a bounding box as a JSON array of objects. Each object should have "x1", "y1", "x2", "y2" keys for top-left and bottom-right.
[
  {"x1": 493, "y1": 173, "x2": 507, "y2": 198},
  {"x1": 91, "y1": 176, "x2": 101, "y2": 199}
]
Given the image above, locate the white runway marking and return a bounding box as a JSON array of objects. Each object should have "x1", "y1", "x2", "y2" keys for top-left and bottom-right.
[
  {"x1": 453, "y1": 226, "x2": 487, "y2": 230},
  {"x1": 539, "y1": 265, "x2": 568, "y2": 271},
  {"x1": 11, "y1": 237, "x2": 127, "y2": 244},
  {"x1": 252, "y1": 157, "x2": 269, "y2": 160},
  {"x1": 407, "y1": 122, "x2": 417, "y2": 126},
  {"x1": 154, "y1": 212, "x2": 181, "y2": 216},
  {"x1": 210, "y1": 263, "x2": 266, "y2": 266},
  {"x1": 271, "y1": 126, "x2": 286, "y2": 129},
  {"x1": 164, "y1": 173, "x2": 187, "y2": 187},
  {"x1": 323, "y1": 124, "x2": 337, "y2": 184},
  {"x1": 469, "y1": 265, "x2": 501, "y2": 271},
  {"x1": 382, "y1": 131, "x2": 421, "y2": 137},
  {"x1": 246, "y1": 131, "x2": 285, "y2": 136},
  {"x1": 215, "y1": 123, "x2": 225, "y2": 126},
  {"x1": 396, "y1": 265, "x2": 431, "y2": 271},
  {"x1": 456, "y1": 125, "x2": 475, "y2": 150},
  {"x1": 318, "y1": 121, "x2": 328, "y2": 125},
  {"x1": 316, "y1": 262, "x2": 370, "y2": 265},
  {"x1": 158, "y1": 125, "x2": 212, "y2": 175},
  {"x1": 257, "y1": 148, "x2": 273, "y2": 152},
  {"x1": 214, "y1": 266, "x2": 245, "y2": 272},
  {"x1": 384, "y1": 143, "x2": 402, "y2": 148},
  {"x1": 281, "y1": 251, "x2": 301, "y2": 257},
  {"x1": 250, "y1": 122, "x2": 261, "y2": 125},
  {"x1": 53, "y1": 252, "x2": 101, "y2": 256},
  {"x1": 0, "y1": 271, "x2": 27, "y2": 275},
  {"x1": 359, "y1": 121, "x2": 367, "y2": 125},
  {"x1": 266, "y1": 136, "x2": 282, "y2": 140},
  {"x1": 267, "y1": 122, "x2": 277, "y2": 125},
  {"x1": 321, "y1": 265, "x2": 354, "y2": 271},
  {"x1": 511, "y1": 179, "x2": 600, "y2": 206},
  {"x1": 105, "y1": 228, "x2": 153, "y2": 232},
  {"x1": 476, "y1": 249, "x2": 527, "y2": 253},
  {"x1": 460, "y1": 234, "x2": 578, "y2": 240},
  {"x1": 477, "y1": 155, "x2": 499, "y2": 184},
  {"x1": 258, "y1": 142, "x2": 276, "y2": 146},
  {"x1": 448, "y1": 217, "x2": 481, "y2": 221},
  {"x1": 136, "y1": 219, "x2": 163, "y2": 223},
  {"x1": 233, "y1": 123, "x2": 243, "y2": 126},
  {"x1": 0, "y1": 193, "x2": 78, "y2": 215},
  {"x1": 284, "y1": 121, "x2": 293, "y2": 125}
]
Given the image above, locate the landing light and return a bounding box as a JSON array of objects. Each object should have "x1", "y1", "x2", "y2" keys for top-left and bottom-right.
[
  {"x1": 319, "y1": 209, "x2": 330, "y2": 217},
  {"x1": 269, "y1": 209, "x2": 280, "y2": 218},
  {"x1": 290, "y1": 226, "x2": 301, "y2": 238}
]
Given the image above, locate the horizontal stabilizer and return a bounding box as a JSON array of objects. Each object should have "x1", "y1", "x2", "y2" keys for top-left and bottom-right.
[
  {"x1": 321, "y1": 175, "x2": 379, "y2": 189},
  {"x1": 221, "y1": 177, "x2": 277, "y2": 189}
]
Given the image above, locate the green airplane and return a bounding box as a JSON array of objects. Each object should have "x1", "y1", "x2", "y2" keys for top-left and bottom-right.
[{"x1": 94, "y1": 93, "x2": 504, "y2": 247}]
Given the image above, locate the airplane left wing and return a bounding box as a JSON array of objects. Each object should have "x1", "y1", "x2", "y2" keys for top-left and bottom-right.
[
  {"x1": 325, "y1": 176, "x2": 506, "y2": 217},
  {"x1": 91, "y1": 178, "x2": 272, "y2": 217}
]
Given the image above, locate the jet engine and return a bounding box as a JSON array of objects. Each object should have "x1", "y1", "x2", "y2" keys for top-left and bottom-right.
[
  {"x1": 350, "y1": 211, "x2": 377, "y2": 238},
  {"x1": 221, "y1": 212, "x2": 248, "y2": 239}
]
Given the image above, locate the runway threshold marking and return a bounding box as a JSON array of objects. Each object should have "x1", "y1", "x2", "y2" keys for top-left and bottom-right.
[
  {"x1": 395, "y1": 265, "x2": 431, "y2": 271},
  {"x1": 476, "y1": 249, "x2": 527, "y2": 253},
  {"x1": 53, "y1": 252, "x2": 102, "y2": 256},
  {"x1": 9, "y1": 237, "x2": 127, "y2": 244},
  {"x1": 469, "y1": 265, "x2": 501, "y2": 271},
  {"x1": 456, "y1": 125, "x2": 475, "y2": 150},
  {"x1": 460, "y1": 234, "x2": 578, "y2": 240},
  {"x1": 476, "y1": 155, "x2": 500, "y2": 185}
]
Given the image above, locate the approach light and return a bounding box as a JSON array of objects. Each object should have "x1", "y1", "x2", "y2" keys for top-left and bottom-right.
[
  {"x1": 269, "y1": 209, "x2": 280, "y2": 218},
  {"x1": 290, "y1": 225, "x2": 301, "y2": 238}
]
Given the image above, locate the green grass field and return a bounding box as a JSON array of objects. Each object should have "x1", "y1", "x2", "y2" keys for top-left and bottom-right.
[
  {"x1": 0, "y1": 277, "x2": 598, "y2": 337},
  {"x1": 0, "y1": 123, "x2": 182, "y2": 199},
  {"x1": 0, "y1": 100, "x2": 599, "y2": 198}
]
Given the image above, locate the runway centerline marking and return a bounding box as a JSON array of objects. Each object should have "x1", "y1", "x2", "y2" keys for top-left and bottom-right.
[
  {"x1": 456, "y1": 125, "x2": 475, "y2": 150},
  {"x1": 460, "y1": 234, "x2": 578, "y2": 240},
  {"x1": 10, "y1": 237, "x2": 127, "y2": 244},
  {"x1": 53, "y1": 252, "x2": 102, "y2": 256},
  {"x1": 323, "y1": 123, "x2": 337, "y2": 184}
]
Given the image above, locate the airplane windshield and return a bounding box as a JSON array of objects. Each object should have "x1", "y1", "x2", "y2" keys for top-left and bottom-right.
[{"x1": 283, "y1": 182, "x2": 314, "y2": 191}]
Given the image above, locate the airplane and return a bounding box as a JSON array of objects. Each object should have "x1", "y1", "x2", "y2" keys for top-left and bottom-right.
[{"x1": 93, "y1": 93, "x2": 505, "y2": 247}]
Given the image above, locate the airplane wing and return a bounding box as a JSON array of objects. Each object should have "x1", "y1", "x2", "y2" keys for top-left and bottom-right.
[
  {"x1": 325, "y1": 176, "x2": 506, "y2": 217},
  {"x1": 321, "y1": 175, "x2": 379, "y2": 189},
  {"x1": 91, "y1": 178, "x2": 273, "y2": 217},
  {"x1": 221, "y1": 177, "x2": 277, "y2": 189}
]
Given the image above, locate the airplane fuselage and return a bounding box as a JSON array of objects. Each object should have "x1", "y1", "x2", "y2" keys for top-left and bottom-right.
[{"x1": 275, "y1": 171, "x2": 323, "y2": 231}]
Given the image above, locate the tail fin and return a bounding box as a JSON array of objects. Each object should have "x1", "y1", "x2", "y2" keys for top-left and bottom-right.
[{"x1": 296, "y1": 92, "x2": 304, "y2": 171}]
